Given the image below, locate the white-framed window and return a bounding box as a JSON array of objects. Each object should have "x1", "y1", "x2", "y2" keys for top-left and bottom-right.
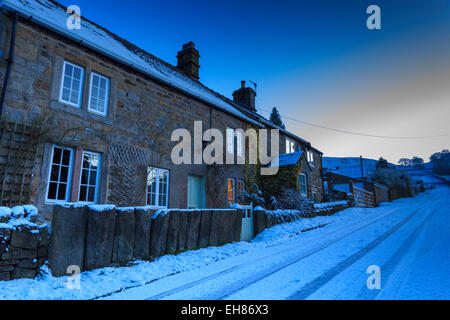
[
  {"x1": 307, "y1": 150, "x2": 315, "y2": 167},
  {"x1": 78, "y1": 151, "x2": 101, "y2": 203},
  {"x1": 147, "y1": 167, "x2": 169, "y2": 208},
  {"x1": 227, "y1": 178, "x2": 235, "y2": 205},
  {"x1": 59, "y1": 61, "x2": 84, "y2": 108},
  {"x1": 286, "y1": 138, "x2": 295, "y2": 154},
  {"x1": 88, "y1": 72, "x2": 109, "y2": 116},
  {"x1": 226, "y1": 128, "x2": 235, "y2": 155},
  {"x1": 236, "y1": 130, "x2": 244, "y2": 158},
  {"x1": 46, "y1": 145, "x2": 73, "y2": 202},
  {"x1": 299, "y1": 173, "x2": 307, "y2": 197}
]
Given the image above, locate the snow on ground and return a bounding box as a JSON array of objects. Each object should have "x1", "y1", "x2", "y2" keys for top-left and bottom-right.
[
  {"x1": 1, "y1": 180, "x2": 448, "y2": 300},
  {"x1": 0, "y1": 199, "x2": 398, "y2": 300}
]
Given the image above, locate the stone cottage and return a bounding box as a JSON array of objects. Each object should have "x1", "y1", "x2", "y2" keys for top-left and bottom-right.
[{"x1": 0, "y1": 0, "x2": 324, "y2": 223}]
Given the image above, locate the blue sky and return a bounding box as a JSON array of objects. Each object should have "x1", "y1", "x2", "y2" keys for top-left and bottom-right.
[{"x1": 59, "y1": 0, "x2": 450, "y2": 163}]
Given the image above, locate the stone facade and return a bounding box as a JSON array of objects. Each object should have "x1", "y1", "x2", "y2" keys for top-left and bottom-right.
[{"x1": 0, "y1": 8, "x2": 324, "y2": 223}]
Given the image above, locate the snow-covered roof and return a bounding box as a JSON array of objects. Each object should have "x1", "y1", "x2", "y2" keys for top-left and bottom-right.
[
  {"x1": 270, "y1": 151, "x2": 304, "y2": 168},
  {"x1": 0, "y1": 0, "x2": 260, "y2": 125}
]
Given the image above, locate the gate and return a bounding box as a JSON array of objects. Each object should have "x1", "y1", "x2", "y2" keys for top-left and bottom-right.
[
  {"x1": 351, "y1": 183, "x2": 375, "y2": 208},
  {"x1": 239, "y1": 203, "x2": 254, "y2": 241}
]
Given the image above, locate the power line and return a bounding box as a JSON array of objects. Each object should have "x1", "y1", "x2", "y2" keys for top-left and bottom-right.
[{"x1": 259, "y1": 108, "x2": 450, "y2": 140}]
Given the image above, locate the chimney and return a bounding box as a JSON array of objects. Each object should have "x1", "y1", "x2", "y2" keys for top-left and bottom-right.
[
  {"x1": 232, "y1": 80, "x2": 256, "y2": 112},
  {"x1": 177, "y1": 42, "x2": 200, "y2": 80}
]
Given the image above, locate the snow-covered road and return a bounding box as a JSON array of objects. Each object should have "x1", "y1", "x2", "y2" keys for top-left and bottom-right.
[{"x1": 104, "y1": 185, "x2": 450, "y2": 300}]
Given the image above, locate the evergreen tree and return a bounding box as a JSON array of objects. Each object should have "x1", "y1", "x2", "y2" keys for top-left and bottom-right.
[{"x1": 269, "y1": 107, "x2": 285, "y2": 129}]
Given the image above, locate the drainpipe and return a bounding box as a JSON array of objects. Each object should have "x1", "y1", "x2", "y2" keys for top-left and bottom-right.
[{"x1": 0, "y1": 11, "x2": 17, "y2": 118}]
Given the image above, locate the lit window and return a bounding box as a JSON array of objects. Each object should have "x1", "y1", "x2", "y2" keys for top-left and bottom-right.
[
  {"x1": 46, "y1": 146, "x2": 73, "y2": 202},
  {"x1": 79, "y1": 151, "x2": 101, "y2": 203},
  {"x1": 147, "y1": 167, "x2": 169, "y2": 208},
  {"x1": 299, "y1": 173, "x2": 307, "y2": 196},
  {"x1": 226, "y1": 128, "x2": 234, "y2": 155},
  {"x1": 227, "y1": 178, "x2": 236, "y2": 205},
  {"x1": 307, "y1": 151, "x2": 315, "y2": 167},
  {"x1": 59, "y1": 61, "x2": 84, "y2": 107},
  {"x1": 237, "y1": 180, "x2": 245, "y2": 203},
  {"x1": 286, "y1": 138, "x2": 295, "y2": 154},
  {"x1": 88, "y1": 72, "x2": 109, "y2": 116}
]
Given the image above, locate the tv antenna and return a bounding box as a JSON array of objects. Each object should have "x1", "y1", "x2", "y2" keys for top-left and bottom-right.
[{"x1": 248, "y1": 80, "x2": 257, "y2": 93}]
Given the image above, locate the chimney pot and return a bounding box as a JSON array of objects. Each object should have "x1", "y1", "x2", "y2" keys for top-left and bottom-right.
[
  {"x1": 233, "y1": 81, "x2": 256, "y2": 112},
  {"x1": 177, "y1": 42, "x2": 200, "y2": 80}
]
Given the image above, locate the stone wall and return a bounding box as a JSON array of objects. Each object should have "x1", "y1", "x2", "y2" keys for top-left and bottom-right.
[
  {"x1": 48, "y1": 204, "x2": 243, "y2": 277},
  {"x1": 0, "y1": 206, "x2": 49, "y2": 281},
  {"x1": 314, "y1": 201, "x2": 350, "y2": 216},
  {"x1": 252, "y1": 201, "x2": 350, "y2": 236}
]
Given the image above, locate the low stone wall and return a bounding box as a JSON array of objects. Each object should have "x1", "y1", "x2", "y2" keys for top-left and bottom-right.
[
  {"x1": 252, "y1": 201, "x2": 350, "y2": 236},
  {"x1": 0, "y1": 206, "x2": 49, "y2": 281},
  {"x1": 48, "y1": 204, "x2": 242, "y2": 277},
  {"x1": 314, "y1": 201, "x2": 350, "y2": 216}
]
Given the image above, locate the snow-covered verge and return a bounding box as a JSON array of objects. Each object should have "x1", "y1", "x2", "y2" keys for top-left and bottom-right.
[
  {"x1": 0, "y1": 201, "x2": 396, "y2": 300},
  {"x1": 314, "y1": 201, "x2": 350, "y2": 216}
]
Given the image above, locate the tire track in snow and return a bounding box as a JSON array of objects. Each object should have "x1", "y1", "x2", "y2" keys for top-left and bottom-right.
[
  {"x1": 287, "y1": 205, "x2": 431, "y2": 300},
  {"x1": 143, "y1": 207, "x2": 409, "y2": 300}
]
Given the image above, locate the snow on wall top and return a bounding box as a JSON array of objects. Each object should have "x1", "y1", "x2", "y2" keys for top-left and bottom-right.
[{"x1": 1, "y1": 0, "x2": 258, "y2": 125}]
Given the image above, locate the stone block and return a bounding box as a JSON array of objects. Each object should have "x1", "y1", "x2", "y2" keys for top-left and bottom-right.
[
  {"x1": 38, "y1": 224, "x2": 50, "y2": 247},
  {"x1": 37, "y1": 246, "x2": 48, "y2": 259},
  {"x1": 133, "y1": 208, "x2": 153, "y2": 260},
  {"x1": 209, "y1": 210, "x2": 225, "y2": 246},
  {"x1": 177, "y1": 211, "x2": 189, "y2": 252},
  {"x1": 0, "y1": 265, "x2": 14, "y2": 272},
  {"x1": 48, "y1": 204, "x2": 87, "y2": 277},
  {"x1": 1, "y1": 248, "x2": 36, "y2": 260},
  {"x1": 166, "y1": 210, "x2": 180, "y2": 255},
  {"x1": 185, "y1": 210, "x2": 201, "y2": 250},
  {"x1": 253, "y1": 209, "x2": 266, "y2": 236},
  {"x1": 12, "y1": 268, "x2": 36, "y2": 280},
  {"x1": 18, "y1": 259, "x2": 38, "y2": 269},
  {"x1": 11, "y1": 228, "x2": 39, "y2": 249},
  {"x1": 84, "y1": 205, "x2": 116, "y2": 271},
  {"x1": 112, "y1": 208, "x2": 136, "y2": 265},
  {"x1": 0, "y1": 272, "x2": 10, "y2": 281},
  {"x1": 198, "y1": 210, "x2": 211, "y2": 248},
  {"x1": 149, "y1": 210, "x2": 170, "y2": 258}
]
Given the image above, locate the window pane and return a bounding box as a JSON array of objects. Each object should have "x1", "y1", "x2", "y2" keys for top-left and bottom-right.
[
  {"x1": 81, "y1": 170, "x2": 88, "y2": 185},
  {"x1": 89, "y1": 170, "x2": 97, "y2": 185},
  {"x1": 53, "y1": 147, "x2": 62, "y2": 164},
  {"x1": 79, "y1": 185, "x2": 87, "y2": 202},
  {"x1": 60, "y1": 166, "x2": 69, "y2": 183},
  {"x1": 62, "y1": 150, "x2": 71, "y2": 166},
  {"x1": 57, "y1": 183, "x2": 67, "y2": 200},
  {"x1": 73, "y1": 67, "x2": 81, "y2": 80},
  {"x1": 83, "y1": 154, "x2": 90, "y2": 168},
  {"x1": 88, "y1": 187, "x2": 95, "y2": 202},
  {"x1": 50, "y1": 165, "x2": 60, "y2": 181},
  {"x1": 65, "y1": 64, "x2": 73, "y2": 76},
  {"x1": 48, "y1": 182, "x2": 57, "y2": 200}
]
